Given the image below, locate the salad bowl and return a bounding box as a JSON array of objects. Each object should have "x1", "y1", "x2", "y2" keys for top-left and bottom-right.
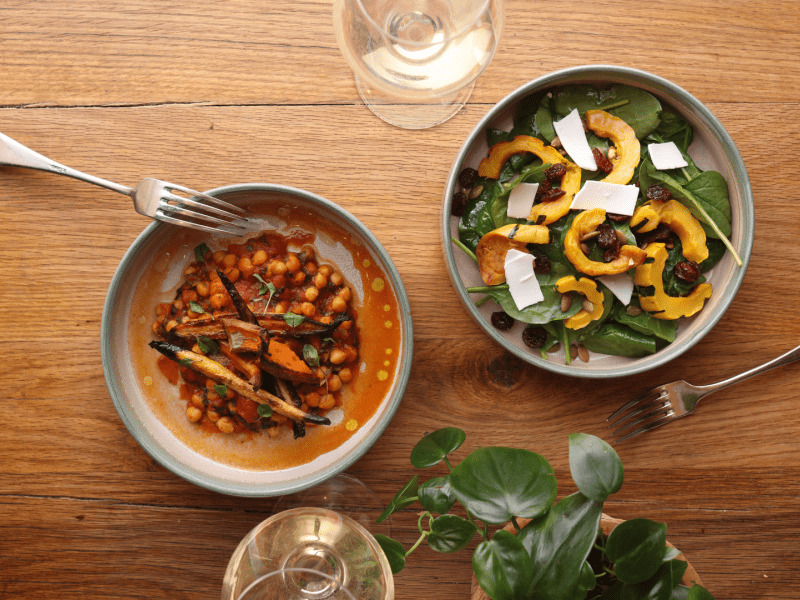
[
  {"x1": 442, "y1": 65, "x2": 754, "y2": 378},
  {"x1": 102, "y1": 183, "x2": 413, "y2": 496}
]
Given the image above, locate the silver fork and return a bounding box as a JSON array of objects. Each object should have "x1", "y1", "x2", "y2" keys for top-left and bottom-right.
[
  {"x1": 607, "y1": 343, "x2": 800, "y2": 443},
  {"x1": 0, "y1": 131, "x2": 251, "y2": 235}
]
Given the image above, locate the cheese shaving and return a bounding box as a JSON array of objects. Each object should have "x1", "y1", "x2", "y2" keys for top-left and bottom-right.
[{"x1": 553, "y1": 109, "x2": 597, "y2": 171}]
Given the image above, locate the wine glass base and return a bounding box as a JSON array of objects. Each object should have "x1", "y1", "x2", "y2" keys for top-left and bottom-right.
[{"x1": 355, "y1": 76, "x2": 475, "y2": 129}]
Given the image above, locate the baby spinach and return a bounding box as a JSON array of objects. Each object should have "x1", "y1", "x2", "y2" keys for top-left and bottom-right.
[
  {"x1": 458, "y1": 179, "x2": 503, "y2": 252},
  {"x1": 377, "y1": 429, "x2": 716, "y2": 600},
  {"x1": 581, "y1": 322, "x2": 658, "y2": 357},
  {"x1": 613, "y1": 299, "x2": 678, "y2": 343}
]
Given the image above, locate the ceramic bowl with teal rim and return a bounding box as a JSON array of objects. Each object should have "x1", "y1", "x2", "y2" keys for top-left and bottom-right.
[
  {"x1": 442, "y1": 65, "x2": 753, "y2": 378},
  {"x1": 102, "y1": 184, "x2": 412, "y2": 496}
]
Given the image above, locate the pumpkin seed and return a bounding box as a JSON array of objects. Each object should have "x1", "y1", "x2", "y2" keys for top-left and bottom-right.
[
  {"x1": 580, "y1": 242, "x2": 591, "y2": 255},
  {"x1": 569, "y1": 344, "x2": 579, "y2": 360},
  {"x1": 560, "y1": 293, "x2": 572, "y2": 312},
  {"x1": 547, "y1": 342, "x2": 562, "y2": 354},
  {"x1": 468, "y1": 184, "x2": 484, "y2": 200},
  {"x1": 580, "y1": 230, "x2": 600, "y2": 242},
  {"x1": 615, "y1": 230, "x2": 628, "y2": 245},
  {"x1": 576, "y1": 344, "x2": 590, "y2": 363},
  {"x1": 581, "y1": 299, "x2": 595, "y2": 313},
  {"x1": 626, "y1": 305, "x2": 643, "y2": 317}
]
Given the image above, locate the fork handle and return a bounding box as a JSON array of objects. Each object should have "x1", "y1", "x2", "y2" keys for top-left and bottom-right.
[
  {"x1": 698, "y1": 343, "x2": 800, "y2": 395},
  {"x1": 0, "y1": 131, "x2": 133, "y2": 197}
]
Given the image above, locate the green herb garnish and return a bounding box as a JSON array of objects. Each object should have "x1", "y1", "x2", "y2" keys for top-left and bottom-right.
[
  {"x1": 283, "y1": 311, "x2": 305, "y2": 328},
  {"x1": 194, "y1": 242, "x2": 211, "y2": 263},
  {"x1": 189, "y1": 300, "x2": 205, "y2": 314},
  {"x1": 257, "y1": 404, "x2": 273, "y2": 419},
  {"x1": 213, "y1": 384, "x2": 228, "y2": 397},
  {"x1": 178, "y1": 358, "x2": 194, "y2": 367},
  {"x1": 196, "y1": 335, "x2": 219, "y2": 354},
  {"x1": 303, "y1": 344, "x2": 320, "y2": 368}
]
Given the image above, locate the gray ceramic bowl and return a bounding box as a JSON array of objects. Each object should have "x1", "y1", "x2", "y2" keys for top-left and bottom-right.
[
  {"x1": 442, "y1": 65, "x2": 753, "y2": 378},
  {"x1": 102, "y1": 184, "x2": 412, "y2": 496}
]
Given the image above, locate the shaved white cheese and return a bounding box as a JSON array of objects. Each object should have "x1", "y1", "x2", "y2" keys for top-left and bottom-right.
[
  {"x1": 507, "y1": 183, "x2": 539, "y2": 219},
  {"x1": 570, "y1": 180, "x2": 640, "y2": 216},
  {"x1": 598, "y1": 273, "x2": 635, "y2": 306},
  {"x1": 504, "y1": 249, "x2": 544, "y2": 310},
  {"x1": 648, "y1": 141, "x2": 688, "y2": 170},
  {"x1": 553, "y1": 109, "x2": 597, "y2": 171}
]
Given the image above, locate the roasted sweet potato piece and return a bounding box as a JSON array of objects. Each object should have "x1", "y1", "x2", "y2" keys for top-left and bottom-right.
[{"x1": 260, "y1": 339, "x2": 320, "y2": 385}]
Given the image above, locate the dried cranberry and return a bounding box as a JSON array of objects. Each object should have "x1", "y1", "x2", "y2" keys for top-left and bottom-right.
[
  {"x1": 595, "y1": 224, "x2": 618, "y2": 250},
  {"x1": 544, "y1": 163, "x2": 567, "y2": 181},
  {"x1": 458, "y1": 167, "x2": 479, "y2": 189},
  {"x1": 522, "y1": 326, "x2": 547, "y2": 349},
  {"x1": 674, "y1": 261, "x2": 702, "y2": 283},
  {"x1": 451, "y1": 191, "x2": 467, "y2": 217},
  {"x1": 491, "y1": 312, "x2": 514, "y2": 331},
  {"x1": 646, "y1": 184, "x2": 672, "y2": 203},
  {"x1": 592, "y1": 147, "x2": 613, "y2": 173}
]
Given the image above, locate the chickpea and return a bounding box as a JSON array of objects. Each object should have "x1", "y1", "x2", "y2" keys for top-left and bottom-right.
[
  {"x1": 292, "y1": 272, "x2": 306, "y2": 286},
  {"x1": 207, "y1": 409, "x2": 221, "y2": 422},
  {"x1": 330, "y1": 272, "x2": 343, "y2": 286},
  {"x1": 300, "y1": 302, "x2": 316, "y2": 317},
  {"x1": 165, "y1": 319, "x2": 178, "y2": 332},
  {"x1": 224, "y1": 267, "x2": 240, "y2": 284},
  {"x1": 344, "y1": 347, "x2": 358, "y2": 363},
  {"x1": 238, "y1": 257, "x2": 253, "y2": 274},
  {"x1": 212, "y1": 250, "x2": 226, "y2": 265},
  {"x1": 338, "y1": 320, "x2": 352, "y2": 331},
  {"x1": 209, "y1": 278, "x2": 225, "y2": 295},
  {"x1": 225, "y1": 388, "x2": 236, "y2": 400},
  {"x1": 338, "y1": 367, "x2": 352, "y2": 383},
  {"x1": 195, "y1": 281, "x2": 210, "y2": 297},
  {"x1": 319, "y1": 394, "x2": 336, "y2": 410},
  {"x1": 304, "y1": 287, "x2": 319, "y2": 302},
  {"x1": 205, "y1": 379, "x2": 217, "y2": 389},
  {"x1": 329, "y1": 349, "x2": 347, "y2": 365},
  {"x1": 274, "y1": 301, "x2": 288, "y2": 314},
  {"x1": 184, "y1": 265, "x2": 197, "y2": 276},
  {"x1": 210, "y1": 293, "x2": 228, "y2": 310},
  {"x1": 285, "y1": 253, "x2": 301, "y2": 273},
  {"x1": 182, "y1": 315, "x2": 192, "y2": 323},
  {"x1": 305, "y1": 392, "x2": 321, "y2": 408},
  {"x1": 338, "y1": 286, "x2": 352, "y2": 302},
  {"x1": 191, "y1": 392, "x2": 205, "y2": 408},
  {"x1": 302, "y1": 246, "x2": 315, "y2": 260},
  {"x1": 327, "y1": 374, "x2": 342, "y2": 392},
  {"x1": 330, "y1": 296, "x2": 348, "y2": 314},
  {"x1": 272, "y1": 274, "x2": 287, "y2": 289},
  {"x1": 314, "y1": 273, "x2": 328, "y2": 289},
  {"x1": 227, "y1": 401, "x2": 237, "y2": 413},
  {"x1": 156, "y1": 303, "x2": 172, "y2": 317},
  {"x1": 252, "y1": 249, "x2": 268, "y2": 266},
  {"x1": 186, "y1": 406, "x2": 203, "y2": 422},
  {"x1": 172, "y1": 299, "x2": 184, "y2": 310},
  {"x1": 271, "y1": 413, "x2": 288, "y2": 424},
  {"x1": 208, "y1": 269, "x2": 220, "y2": 280},
  {"x1": 305, "y1": 261, "x2": 317, "y2": 275},
  {"x1": 318, "y1": 265, "x2": 332, "y2": 277},
  {"x1": 216, "y1": 417, "x2": 235, "y2": 433},
  {"x1": 268, "y1": 426, "x2": 281, "y2": 438},
  {"x1": 151, "y1": 322, "x2": 160, "y2": 334},
  {"x1": 222, "y1": 253, "x2": 237, "y2": 269},
  {"x1": 270, "y1": 260, "x2": 288, "y2": 275},
  {"x1": 207, "y1": 390, "x2": 221, "y2": 402}
]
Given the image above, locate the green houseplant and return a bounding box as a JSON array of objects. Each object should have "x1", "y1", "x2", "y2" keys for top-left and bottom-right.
[{"x1": 374, "y1": 428, "x2": 714, "y2": 600}]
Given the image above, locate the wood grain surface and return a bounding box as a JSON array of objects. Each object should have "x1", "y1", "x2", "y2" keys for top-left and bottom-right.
[{"x1": 2, "y1": 1, "x2": 799, "y2": 598}]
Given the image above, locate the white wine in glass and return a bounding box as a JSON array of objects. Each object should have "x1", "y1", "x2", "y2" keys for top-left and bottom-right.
[
  {"x1": 221, "y1": 507, "x2": 393, "y2": 600},
  {"x1": 333, "y1": 0, "x2": 504, "y2": 129}
]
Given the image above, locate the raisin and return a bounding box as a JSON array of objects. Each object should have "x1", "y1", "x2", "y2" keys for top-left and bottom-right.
[
  {"x1": 451, "y1": 191, "x2": 467, "y2": 217},
  {"x1": 636, "y1": 223, "x2": 674, "y2": 246},
  {"x1": 522, "y1": 326, "x2": 547, "y2": 349},
  {"x1": 544, "y1": 163, "x2": 567, "y2": 181},
  {"x1": 674, "y1": 261, "x2": 702, "y2": 283},
  {"x1": 595, "y1": 224, "x2": 618, "y2": 250},
  {"x1": 542, "y1": 188, "x2": 566, "y2": 201},
  {"x1": 530, "y1": 250, "x2": 551, "y2": 275},
  {"x1": 535, "y1": 179, "x2": 552, "y2": 202},
  {"x1": 491, "y1": 312, "x2": 515, "y2": 331},
  {"x1": 603, "y1": 246, "x2": 621, "y2": 262},
  {"x1": 592, "y1": 147, "x2": 613, "y2": 173},
  {"x1": 607, "y1": 213, "x2": 630, "y2": 223},
  {"x1": 458, "y1": 167, "x2": 479, "y2": 189},
  {"x1": 646, "y1": 184, "x2": 672, "y2": 203}
]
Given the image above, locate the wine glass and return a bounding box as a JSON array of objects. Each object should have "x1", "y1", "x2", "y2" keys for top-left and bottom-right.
[
  {"x1": 222, "y1": 475, "x2": 394, "y2": 600},
  {"x1": 332, "y1": 0, "x2": 505, "y2": 129}
]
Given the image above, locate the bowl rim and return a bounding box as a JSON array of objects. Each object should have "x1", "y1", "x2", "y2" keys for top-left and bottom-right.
[
  {"x1": 441, "y1": 64, "x2": 754, "y2": 378},
  {"x1": 101, "y1": 182, "x2": 414, "y2": 496}
]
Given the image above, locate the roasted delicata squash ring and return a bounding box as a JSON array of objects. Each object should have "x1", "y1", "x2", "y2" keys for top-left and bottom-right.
[
  {"x1": 630, "y1": 200, "x2": 709, "y2": 262},
  {"x1": 585, "y1": 110, "x2": 640, "y2": 185},
  {"x1": 476, "y1": 223, "x2": 550, "y2": 285},
  {"x1": 634, "y1": 243, "x2": 713, "y2": 320},
  {"x1": 555, "y1": 276, "x2": 605, "y2": 330},
  {"x1": 478, "y1": 135, "x2": 582, "y2": 225},
  {"x1": 564, "y1": 208, "x2": 647, "y2": 276}
]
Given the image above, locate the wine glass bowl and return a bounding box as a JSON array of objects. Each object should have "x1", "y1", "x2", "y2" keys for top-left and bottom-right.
[
  {"x1": 222, "y1": 507, "x2": 394, "y2": 600},
  {"x1": 333, "y1": 0, "x2": 505, "y2": 128}
]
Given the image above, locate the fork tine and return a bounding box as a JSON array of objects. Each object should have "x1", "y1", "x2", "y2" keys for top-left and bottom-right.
[
  {"x1": 606, "y1": 386, "x2": 665, "y2": 422},
  {"x1": 160, "y1": 191, "x2": 249, "y2": 221},
  {"x1": 158, "y1": 202, "x2": 250, "y2": 231},
  {"x1": 611, "y1": 404, "x2": 673, "y2": 434},
  {"x1": 607, "y1": 393, "x2": 670, "y2": 429},
  {"x1": 155, "y1": 211, "x2": 249, "y2": 236},
  {"x1": 613, "y1": 413, "x2": 677, "y2": 444},
  {"x1": 164, "y1": 183, "x2": 249, "y2": 216}
]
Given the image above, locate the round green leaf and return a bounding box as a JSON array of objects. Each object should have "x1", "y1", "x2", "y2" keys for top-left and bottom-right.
[
  {"x1": 687, "y1": 584, "x2": 715, "y2": 600},
  {"x1": 607, "y1": 518, "x2": 668, "y2": 584},
  {"x1": 373, "y1": 534, "x2": 406, "y2": 575},
  {"x1": 620, "y1": 560, "x2": 681, "y2": 600},
  {"x1": 569, "y1": 433, "x2": 624, "y2": 502},
  {"x1": 428, "y1": 514, "x2": 477, "y2": 553},
  {"x1": 418, "y1": 476, "x2": 456, "y2": 515},
  {"x1": 450, "y1": 447, "x2": 556, "y2": 524},
  {"x1": 472, "y1": 529, "x2": 533, "y2": 600},
  {"x1": 376, "y1": 475, "x2": 418, "y2": 524},
  {"x1": 410, "y1": 428, "x2": 466, "y2": 468}
]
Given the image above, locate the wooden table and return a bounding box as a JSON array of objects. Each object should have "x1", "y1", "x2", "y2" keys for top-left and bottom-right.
[{"x1": 2, "y1": 1, "x2": 799, "y2": 598}]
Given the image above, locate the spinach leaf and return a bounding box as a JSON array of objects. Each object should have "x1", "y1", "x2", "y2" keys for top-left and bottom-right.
[
  {"x1": 662, "y1": 240, "x2": 707, "y2": 297},
  {"x1": 652, "y1": 110, "x2": 694, "y2": 153},
  {"x1": 473, "y1": 262, "x2": 583, "y2": 325},
  {"x1": 581, "y1": 322, "x2": 658, "y2": 357},
  {"x1": 458, "y1": 179, "x2": 503, "y2": 252},
  {"x1": 613, "y1": 297, "x2": 678, "y2": 343},
  {"x1": 487, "y1": 128, "x2": 513, "y2": 147},
  {"x1": 551, "y1": 84, "x2": 662, "y2": 139},
  {"x1": 534, "y1": 94, "x2": 557, "y2": 142},
  {"x1": 489, "y1": 163, "x2": 550, "y2": 229},
  {"x1": 699, "y1": 238, "x2": 727, "y2": 272},
  {"x1": 536, "y1": 213, "x2": 578, "y2": 270}
]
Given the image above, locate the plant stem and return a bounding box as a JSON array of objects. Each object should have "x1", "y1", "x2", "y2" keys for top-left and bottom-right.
[
  {"x1": 451, "y1": 237, "x2": 478, "y2": 264},
  {"x1": 405, "y1": 532, "x2": 428, "y2": 557},
  {"x1": 603, "y1": 566, "x2": 616, "y2": 578},
  {"x1": 511, "y1": 516, "x2": 521, "y2": 532},
  {"x1": 443, "y1": 456, "x2": 453, "y2": 472},
  {"x1": 474, "y1": 295, "x2": 492, "y2": 308},
  {"x1": 596, "y1": 99, "x2": 630, "y2": 111}
]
